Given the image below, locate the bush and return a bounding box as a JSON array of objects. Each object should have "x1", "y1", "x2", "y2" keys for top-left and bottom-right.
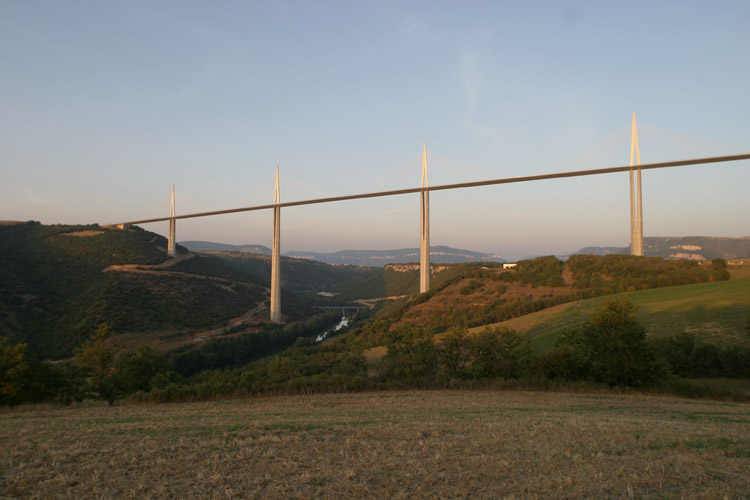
[{"x1": 550, "y1": 298, "x2": 668, "y2": 387}]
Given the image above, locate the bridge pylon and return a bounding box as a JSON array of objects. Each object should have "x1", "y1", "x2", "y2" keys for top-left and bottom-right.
[
  {"x1": 420, "y1": 142, "x2": 430, "y2": 293},
  {"x1": 270, "y1": 167, "x2": 282, "y2": 323},
  {"x1": 629, "y1": 112, "x2": 644, "y2": 256},
  {"x1": 167, "y1": 184, "x2": 176, "y2": 257}
]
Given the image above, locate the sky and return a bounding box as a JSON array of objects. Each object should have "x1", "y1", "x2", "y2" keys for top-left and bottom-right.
[{"x1": 1, "y1": 0, "x2": 748, "y2": 260}]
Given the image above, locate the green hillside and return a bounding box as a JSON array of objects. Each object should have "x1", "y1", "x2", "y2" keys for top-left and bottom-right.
[
  {"x1": 0, "y1": 222, "x2": 269, "y2": 359},
  {"x1": 334, "y1": 266, "x2": 419, "y2": 300},
  {"x1": 203, "y1": 251, "x2": 368, "y2": 294},
  {"x1": 471, "y1": 278, "x2": 750, "y2": 352},
  {"x1": 334, "y1": 262, "x2": 496, "y2": 301}
]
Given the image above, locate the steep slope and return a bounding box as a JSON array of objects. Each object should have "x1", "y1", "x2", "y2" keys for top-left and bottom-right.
[
  {"x1": 0, "y1": 223, "x2": 267, "y2": 359},
  {"x1": 198, "y1": 251, "x2": 370, "y2": 294}
]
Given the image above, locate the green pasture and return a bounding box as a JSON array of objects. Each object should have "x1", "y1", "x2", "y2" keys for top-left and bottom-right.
[{"x1": 470, "y1": 278, "x2": 750, "y2": 352}]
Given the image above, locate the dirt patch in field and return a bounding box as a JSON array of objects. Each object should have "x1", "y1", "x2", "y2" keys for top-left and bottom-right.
[
  {"x1": 2, "y1": 390, "x2": 748, "y2": 499},
  {"x1": 61, "y1": 230, "x2": 105, "y2": 237}
]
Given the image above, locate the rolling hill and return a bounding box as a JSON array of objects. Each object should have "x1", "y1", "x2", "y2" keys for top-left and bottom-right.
[
  {"x1": 469, "y1": 277, "x2": 750, "y2": 352},
  {"x1": 0, "y1": 223, "x2": 274, "y2": 359}
]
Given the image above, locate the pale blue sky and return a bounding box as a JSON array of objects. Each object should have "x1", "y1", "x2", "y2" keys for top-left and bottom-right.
[{"x1": 1, "y1": 0, "x2": 748, "y2": 259}]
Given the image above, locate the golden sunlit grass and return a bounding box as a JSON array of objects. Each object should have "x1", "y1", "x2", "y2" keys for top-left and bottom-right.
[
  {"x1": 472, "y1": 278, "x2": 750, "y2": 352},
  {"x1": 2, "y1": 390, "x2": 749, "y2": 499}
]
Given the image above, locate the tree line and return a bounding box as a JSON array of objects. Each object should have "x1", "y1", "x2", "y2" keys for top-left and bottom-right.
[{"x1": 3, "y1": 299, "x2": 749, "y2": 406}]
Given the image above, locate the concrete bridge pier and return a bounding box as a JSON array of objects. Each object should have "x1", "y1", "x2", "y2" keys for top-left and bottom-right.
[
  {"x1": 270, "y1": 167, "x2": 282, "y2": 323},
  {"x1": 168, "y1": 184, "x2": 176, "y2": 257},
  {"x1": 629, "y1": 112, "x2": 644, "y2": 256},
  {"x1": 420, "y1": 142, "x2": 430, "y2": 293}
]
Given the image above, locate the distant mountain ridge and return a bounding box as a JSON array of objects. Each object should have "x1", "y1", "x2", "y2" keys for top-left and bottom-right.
[
  {"x1": 179, "y1": 241, "x2": 271, "y2": 254},
  {"x1": 572, "y1": 236, "x2": 750, "y2": 261},
  {"x1": 180, "y1": 241, "x2": 505, "y2": 266},
  {"x1": 286, "y1": 246, "x2": 506, "y2": 266},
  {"x1": 180, "y1": 236, "x2": 750, "y2": 266}
]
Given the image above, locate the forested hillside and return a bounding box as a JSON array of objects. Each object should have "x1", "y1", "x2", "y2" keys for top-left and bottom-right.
[
  {"x1": 201, "y1": 251, "x2": 369, "y2": 294},
  {"x1": 0, "y1": 223, "x2": 268, "y2": 359}
]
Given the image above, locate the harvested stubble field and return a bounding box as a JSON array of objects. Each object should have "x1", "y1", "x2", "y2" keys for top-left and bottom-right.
[{"x1": 2, "y1": 391, "x2": 749, "y2": 499}]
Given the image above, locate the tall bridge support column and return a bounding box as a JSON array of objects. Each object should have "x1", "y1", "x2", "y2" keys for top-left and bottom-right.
[
  {"x1": 270, "y1": 167, "x2": 282, "y2": 323},
  {"x1": 629, "y1": 112, "x2": 643, "y2": 256},
  {"x1": 167, "y1": 184, "x2": 176, "y2": 257},
  {"x1": 420, "y1": 142, "x2": 430, "y2": 293}
]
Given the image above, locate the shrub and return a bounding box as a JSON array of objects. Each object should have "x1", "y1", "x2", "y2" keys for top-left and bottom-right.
[{"x1": 550, "y1": 298, "x2": 668, "y2": 387}]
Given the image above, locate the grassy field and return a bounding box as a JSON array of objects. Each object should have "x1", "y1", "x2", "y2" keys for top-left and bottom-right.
[
  {"x1": 2, "y1": 390, "x2": 749, "y2": 499},
  {"x1": 468, "y1": 277, "x2": 750, "y2": 353}
]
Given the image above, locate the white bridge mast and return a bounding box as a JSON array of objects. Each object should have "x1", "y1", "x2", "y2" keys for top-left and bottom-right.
[{"x1": 420, "y1": 143, "x2": 430, "y2": 293}]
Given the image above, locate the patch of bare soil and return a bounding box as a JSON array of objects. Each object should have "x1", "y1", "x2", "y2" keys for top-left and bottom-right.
[
  {"x1": 104, "y1": 252, "x2": 196, "y2": 272},
  {"x1": 61, "y1": 230, "x2": 104, "y2": 237},
  {"x1": 2, "y1": 391, "x2": 748, "y2": 499}
]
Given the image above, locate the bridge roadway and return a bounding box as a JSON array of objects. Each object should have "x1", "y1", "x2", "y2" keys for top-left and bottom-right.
[{"x1": 115, "y1": 153, "x2": 750, "y2": 226}]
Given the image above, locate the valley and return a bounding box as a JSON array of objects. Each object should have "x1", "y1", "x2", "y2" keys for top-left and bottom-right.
[{"x1": 1, "y1": 222, "x2": 749, "y2": 408}]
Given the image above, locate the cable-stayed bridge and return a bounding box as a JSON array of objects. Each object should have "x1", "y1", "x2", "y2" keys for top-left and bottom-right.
[{"x1": 113, "y1": 114, "x2": 750, "y2": 323}]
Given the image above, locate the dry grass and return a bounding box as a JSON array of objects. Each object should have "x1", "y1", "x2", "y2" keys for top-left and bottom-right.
[
  {"x1": 2, "y1": 391, "x2": 749, "y2": 499},
  {"x1": 728, "y1": 261, "x2": 750, "y2": 280}
]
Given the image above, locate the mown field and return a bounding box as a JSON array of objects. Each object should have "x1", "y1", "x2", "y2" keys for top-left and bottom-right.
[
  {"x1": 470, "y1": 277, "x2": 750, "y2": 352},
  {"x1": 2, "y1": 390, "x2": 749, "y2": 499}
]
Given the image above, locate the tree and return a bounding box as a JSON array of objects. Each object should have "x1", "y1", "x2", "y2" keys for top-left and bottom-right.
[
  {"x1": 0, "y1": 337, "x2": 29, "y2": 403},
  {"x1": 74, "y1": 323, "x2": 121, "y2": 403},
  {"x1": 552, "y1": 298, "x2": 667, "y2": 387},
  {"x1": 116, "y1": 345, "x2": 167, "y2": 394},
  {"x1": 381, "y1": 326, "x2": 440, "y2": 384},
  {"x1": 468, "y1": 327, "x2": 533, "y2": 379},
  {"x1": 440, "y1": 329, "x2": 470, "y2": 380},
  {"x1": 710, "y1": 258, "x2": 730, "y2": 281}
]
